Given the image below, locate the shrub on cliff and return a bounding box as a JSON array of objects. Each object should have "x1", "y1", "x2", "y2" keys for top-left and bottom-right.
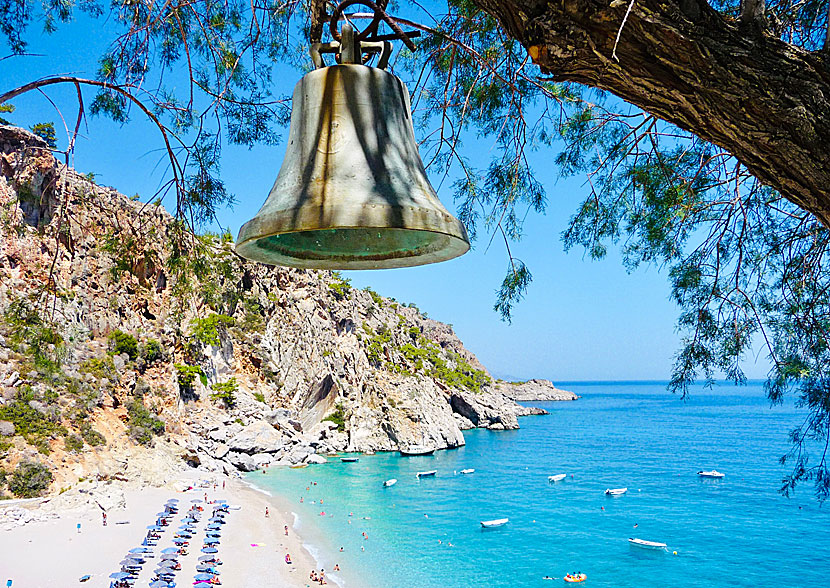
[
  {"x1": 140, "y1": 339, "x2": 163, "y2": 363},
  {"x1": 126, "y1": 399, "x2": 165, "y2": 445},
  {"x1": 190, "y1": 313, "x2": 235, "y2": 347},
  {"x1": 8, "y1": 460, "x2": 53, "y2": 498},
  {"x1": 108, "y1": 330, "x2": 138, "y2": 359},
  {"x1": 210, "y1": 378, "x2": 238, "y2": 409},
  {"x1": 322, "y1": 403, "x2": 347, "y2": 432}
]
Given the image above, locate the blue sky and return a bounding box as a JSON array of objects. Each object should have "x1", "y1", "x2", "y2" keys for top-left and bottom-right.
[{"x1": 0, "y1": 12, "x2": 771, "y2": 382}]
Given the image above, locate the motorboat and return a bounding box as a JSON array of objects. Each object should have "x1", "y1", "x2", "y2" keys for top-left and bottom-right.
[
  {"x1": 341, "y1": 457, "x2": 359, "y2": 462},
  {"x1": 564, "y1": 573, "x2": 587, "y2": 583},
  {"x1": 697, "y1": 470, "x2": 725, "y2": 478},
  {"x1": 400, "y1": 444, "x2": 435, "y2": 456},
  {"x1": 383, "y1": 479, "x2": 397, "y2": 487},
  {"x1": 460, "y1": 469, "x2": 475, "y2": 474},
  {"x1": 480, "y1": 518, "x2": 509, "y2": 528},
  {"x1": 416, "y1": 470, "x2": 437, "y2": 478},
  {"x1": 629, "y1": 537, "x2": 668, "y2": 550},
  {"x1": 548, "y1": 474, "x2": 567, "y2": 482},
  {"x1": 605, "y1": 487, "x2": 628, "y2": 496}
]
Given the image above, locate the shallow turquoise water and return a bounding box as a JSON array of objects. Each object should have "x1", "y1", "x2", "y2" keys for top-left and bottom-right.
[{"x1": 251, "y1": 382, "x2": 830, "y2": 587}]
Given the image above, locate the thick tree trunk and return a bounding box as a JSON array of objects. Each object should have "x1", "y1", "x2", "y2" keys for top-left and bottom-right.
[{"x1": 472, "y1": 0, "x2": 830, "y2": 226}]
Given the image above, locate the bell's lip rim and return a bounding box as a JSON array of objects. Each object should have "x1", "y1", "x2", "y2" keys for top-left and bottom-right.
[{"x1": 234, "y1": 225, "x2": 470, "y2": 270}]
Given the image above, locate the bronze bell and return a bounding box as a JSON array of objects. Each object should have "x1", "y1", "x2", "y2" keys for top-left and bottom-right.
[{"x1": 235, "y1": 25, "x2": 470, "y2": 269}]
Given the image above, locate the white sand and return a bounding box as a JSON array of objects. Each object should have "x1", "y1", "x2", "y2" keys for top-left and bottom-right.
[{"x1": 0, "y1": 476, "x2": 321, "y2": 588}]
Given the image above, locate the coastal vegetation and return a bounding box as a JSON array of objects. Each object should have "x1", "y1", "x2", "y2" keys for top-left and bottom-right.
[
  {"x1": 6, "y1": 460, "x2": 53, "y2": 498},
  {"x1": 126, "y1": 398, "x2": 165, "y2": 446},
  {"x1": 210, "y1": 378, "x2": 238, "y2": 409},
  {"x1": 322, "y1": 403, "x2": 347, "y2": 433}
]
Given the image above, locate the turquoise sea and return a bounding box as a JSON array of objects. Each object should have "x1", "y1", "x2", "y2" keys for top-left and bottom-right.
[{"x1": 251, "y1": 382, "x2": 830, "y2": 587}]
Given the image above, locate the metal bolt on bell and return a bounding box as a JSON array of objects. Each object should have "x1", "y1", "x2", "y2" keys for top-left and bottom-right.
[{"x1": 235, "y1": 23, "x2": 470, "y2": 269}]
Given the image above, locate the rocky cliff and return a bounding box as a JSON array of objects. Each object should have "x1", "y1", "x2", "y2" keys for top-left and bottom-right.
[{"x1": 0, "y1": 125, "x2": 573, "y2": 495}]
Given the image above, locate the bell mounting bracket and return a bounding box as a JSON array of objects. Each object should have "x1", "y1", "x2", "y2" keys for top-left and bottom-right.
[{"x1": 310, "y1": 0, "x2": 419, "y2": 70}]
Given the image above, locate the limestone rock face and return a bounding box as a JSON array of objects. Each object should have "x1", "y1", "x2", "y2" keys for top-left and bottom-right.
[
  {"x1": 0, "y1": 124, "x2": 577, "y2": 487},
  {"x1": 227, "y1": 421, "x2": 284, "y2": 454},
  {"x1": 494, "y1": 379, "x2": 578, "y2": 401}
]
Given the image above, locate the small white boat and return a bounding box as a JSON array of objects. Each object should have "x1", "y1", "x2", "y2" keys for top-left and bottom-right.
[
  {"x1": 400, "y1": 444, "x2": 435, "y2": 456},
  {"x1": 629, "y1": 537, "x2": 668, "y2": 550},
  {"x1": 416, "y1": 470, "x2": 437, "y2": 478},
  {"x1": 341, "y1": 457, "x2": 359, "y2": 463},
  {"x1": 480, "y1": 518, "x2": 509, "y2": 528},
  {"x1": 548, "y1": 474, "x2": 567, "y2": 482},
  {"x1": 460, "y1": 469, "x2": 475, "y2": 475},
  {"x1": 605, "y1": 487, "x2": 628, "y2": 496},
  {"x1": 697, "y1": 470, "x2": 725, "y2": 478},
  {"x1": 383, "y1": 478, "x2": 397, "y2": 487}
]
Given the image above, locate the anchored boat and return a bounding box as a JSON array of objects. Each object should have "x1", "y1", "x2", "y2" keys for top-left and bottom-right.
[
  {"x1": 416, "y1": 470, "x2": 437, "y2": 478},
  {"x1": 341, "y1": 457, "x2": 359, "y2": 463},
  {"x1": 605, "y1": 487, "x2": 628, "y2": 496},
  {"x1": 548, "y1": 474, "x2": 567, "y2": 482},
  {"x1": 383, "y1": 478, "x2": 397, "y2": 487},
  {"x1": 629, "y1": 537, "x2": 668, "y2": 550},
  {"x1": 697, "y1": 470, "x2": 725, "y2": 478},
  {"x1": 480, "y1": 518, "x2": 509, "y2": 528},
  {"x1": 400, "y1": 444, "x2": 435, "y2": 456},
  {"x1": 460, "y1": 469, "x2": 475, "y2": 475}
]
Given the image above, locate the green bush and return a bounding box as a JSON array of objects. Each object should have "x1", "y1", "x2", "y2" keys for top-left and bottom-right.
[
  {"x1": 108, "y1": 330, "x2": 138, "y2": 359},
  {"x1": 126, "y1": 399, "x2": 165, "y2": 445},
  {"x1": 328, "y1": 273, "x2": 352, "y2": 299},
  {"x1": 8, "y1": 461, "x2": 53, "y2": 498},
  {"x1": 0, "y1": 388, "x2": 66, "y2": 453},
  {"x1": 140, "y1": 339, "x2": 163, "y2": 363},
  {"x1": 364, "y1": 287, "x2": 385, "y2": 307},
  {"x1": 79, "y1": 421, "x2": 106, "y2": 446},
  {"x1": 253, "y1": 391, "x2": 266, "y2": 403},
  {"x1": 3, "y1": 300, "x2": 65, "y2": 375},
  {"x1": 64, "y1": 434, "x2": 84, "y2": 452},
  {"x1": 80, "y1": 356, "x2": 117, "y2": 381},
  {"x1": 322, "y1": 402, "x2": 347, "y2": 432},
  {"x1": 210, "y1": 378, "x2": 238, "y2": 408},
  {"x1": 174, "y1": 363, "x2": 206, "y2": 393},
  {"x1": 190, "y1": 313, "x2": 235, "y2": 347},
  {"x1": 30, "y1": 122, "x2": 57, "y2": 148}
]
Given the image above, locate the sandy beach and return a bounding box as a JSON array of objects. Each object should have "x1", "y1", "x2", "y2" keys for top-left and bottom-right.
[{"x1": 0, "y1": 474, "x2": 323, "y2": 588}]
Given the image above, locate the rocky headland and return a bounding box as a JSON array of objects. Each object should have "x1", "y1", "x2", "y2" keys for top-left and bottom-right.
[{"x1": 0, "y1": 124, "x2": 575, "y2": 500}]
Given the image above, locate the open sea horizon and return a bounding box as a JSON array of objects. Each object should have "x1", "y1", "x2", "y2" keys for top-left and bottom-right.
[{"x1": 249, "y1": 381, "x2": 830, "y2": 587}]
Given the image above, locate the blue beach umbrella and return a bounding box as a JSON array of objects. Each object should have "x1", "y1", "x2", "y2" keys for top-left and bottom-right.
[
  {"x1": 201, "y1": 546, "x2": 218, "y2": 554},
  {"x1": 191, "y1": 499, "x2": 203, "y2": 503},
  {"x1": 129, "y1": 547, "x2": 151, "y2": 553},
  {"x1": 109, "y1": 572, "x2": 131, "y2": 580},
  {"x1": 194, "y1": 573, "x2": 215, "y2": 581},
  {"x1": 166, "y1": 498, "x2": 179, "y2": 503},
  {"x1": 198, "y1": 555, "x2": 217, "y2": 562},
  {"x1": 147, "y1": 525, "x2": 163, "y2": 530},
  {"x1": 208, "y1": 517, "x2": 224, "y2": 523},
  {"x1": 203, "y1": 537, "x2": 220, "y2": 544},
  {"x1": 205, "y1": 532, "x2": 221, "y2": 538},
  {"x1": 149, "y1": 582, "x2": 171, "y2": 588},
  {"x1": 161, "y1": 547, "x2": 180, "y2": 554}
]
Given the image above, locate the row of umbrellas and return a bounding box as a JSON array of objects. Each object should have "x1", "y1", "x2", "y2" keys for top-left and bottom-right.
[{"x1": 110, "y1": 497, "x2": 230, "y2": 587}]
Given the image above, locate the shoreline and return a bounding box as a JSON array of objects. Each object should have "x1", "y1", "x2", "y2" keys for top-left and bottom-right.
[{"x1": 0, "y1": 472, "x2": 327, "y2": 588}]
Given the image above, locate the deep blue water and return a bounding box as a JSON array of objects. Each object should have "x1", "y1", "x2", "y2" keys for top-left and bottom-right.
[{"x1": 251, "y1": 382, "x2": 830, "y2": 587}]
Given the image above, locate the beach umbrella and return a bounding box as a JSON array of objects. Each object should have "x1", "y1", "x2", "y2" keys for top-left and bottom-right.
[
  {"x1": 198, "y1": 555, "x2": 217, "y2": 562},
  {"x1": 129, "y1": 547, "x2": 152, "y2": 553},
  {"x1": 201, "y1": 546, "x2": 218, "y2": 554},
  {"x1": 194, "y1": 573, "x2": 215, "y2": 581},
  {"x1": 147, "y1": 525, "x2": 163, "y2": 530},
  {"x1": 149, "y1": 581, "x2": 170, "y2": 588},
  {"x1": 208, "y1": 517, "x2": 224, "y2": 523},
  {"x1": 110, "y1": 572, "x2": 132, "y2": 580},
  {"x1": 203, "y1": 537, "x2": 220, "y2": 545},
  {"x1": 160, "y1": 555, "x2": 178, "y2": 562},
  {"x1": 161, "y1": 547, "x2": 180, "y2": 554},
  {"x1": 172, "y1": 539, "x2": 188, "y2": 545},
  {"x1": 206, "y1": 532, "x2": 221, "y2": 538},
  {"x1": 119, "y1": 558, "x2": 141, "y2": 565},
  {"x1": 191, "y1": 499, "x2": 203, "y2": 503},
  {"x1": 167, "y1": 498, "x2": 180, "y2": 502}
]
